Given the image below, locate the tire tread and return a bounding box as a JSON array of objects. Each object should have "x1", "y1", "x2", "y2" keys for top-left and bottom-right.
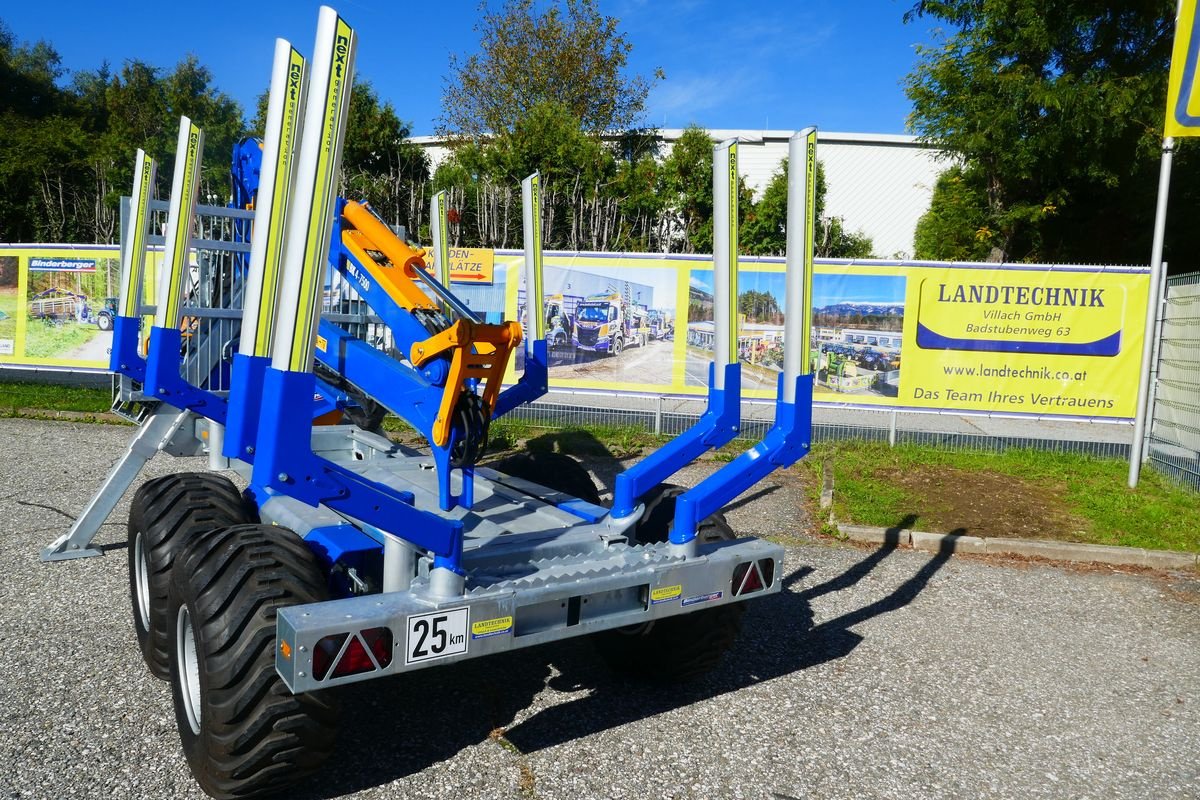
[{"x1": 169, "y1": 524, "x2": 338, "y2": 799}]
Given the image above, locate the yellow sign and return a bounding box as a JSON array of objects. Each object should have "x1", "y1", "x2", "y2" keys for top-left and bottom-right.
[
  {"x1": 650, "y1": 584, "x2": 682, "y2": 604},
  {"x1": 1166, "y1": 0, "x2": 1200, "y2": 137},
  {"x1": 901, "y1": 268, "x2": 1145, "y2": 416},
  {"x1": 470, "y1": 615, "x2": 513, "y2": 639},
  {"x1": 424, "y1": 247, "x2": 495, "y2": 285}
]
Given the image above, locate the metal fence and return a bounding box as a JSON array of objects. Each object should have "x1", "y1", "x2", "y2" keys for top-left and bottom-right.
[
  {"x1": 502, "y1": 388, "x2": 1134, "y2": 459},
  {"x1": 1147, "y1": 271, "x2": 1200, "y2": 491}
]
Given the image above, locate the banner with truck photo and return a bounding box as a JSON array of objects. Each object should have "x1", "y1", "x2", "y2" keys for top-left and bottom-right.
[
  {"x1": 493, "y1": 251, "x2": 1150, "y2": 420},
  {"x1": 3, "y1": 242, "x2": 1149, "y2": 420}
]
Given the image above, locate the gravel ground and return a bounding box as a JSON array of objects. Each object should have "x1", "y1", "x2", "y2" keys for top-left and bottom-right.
[{"x1": 0, "y1": 417, "x2": 1196, "y2": 800}]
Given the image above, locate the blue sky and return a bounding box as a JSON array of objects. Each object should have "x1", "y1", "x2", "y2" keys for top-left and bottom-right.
[
  {"x1": 3, "y1": 1, "x2": 940, "y2": 136},
  {"x1": 812, "y1": 274, "x2": 907, "y2": 307}
]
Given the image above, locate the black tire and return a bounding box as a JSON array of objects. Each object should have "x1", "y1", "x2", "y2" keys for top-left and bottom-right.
[
  {"x1": 168, "y1": 524, "x2": 340, "y2": 800},
  {"x1": 593, "y1": 483, "x2": 745, "y2": 682},
  {"x1": 128, "y1": 473, "x2": 253, "y2": 680},
  {"x1": 487, "y1": 450, "x2": 602, "y2": 504},
  {"x1": 611, "y1": 336, "x2": 623, "y2": 357},
  {"x1": 97, "y1": 312, "x2": 112, "y2": 331}
]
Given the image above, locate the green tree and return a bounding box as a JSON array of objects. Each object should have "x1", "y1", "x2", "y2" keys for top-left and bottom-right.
[
  {"x1": 912, "y1": 164, "x2": 994, "y2": 260},
  {"x1": 253, "y1": 79, "x2": 430, "y2": 236},
  {"x1": 162, "y1": 55, "x2": 244, "y2": 201},
  {"x1": 904, "y1": 0, "x2": 1191, "y2": 265},
  {"x1": 739, "y1": 289, "x2": 781, "y2": 323},
  {"x1": 661, "y1": 125, "x2": 714, "y2": 253},
  {"x1": 0, "y1": 23, "x2": 72, "y2": 240},
  {"x1": 440, "y1": 0, "x2": 661, "y2": 138}
]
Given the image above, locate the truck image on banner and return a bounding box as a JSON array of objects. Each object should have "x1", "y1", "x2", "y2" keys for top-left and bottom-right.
[
  {"x1": 914, "y1": 272, "x2": 1127, "y2": 357},
  {"x1": 574, "y1": 292, "x2": 649, "y2": 355}
]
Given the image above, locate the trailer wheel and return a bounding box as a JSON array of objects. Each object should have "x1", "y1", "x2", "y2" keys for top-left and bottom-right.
[
  {"x1": 488, "y1": 450, "x2": 602, "y2": 504},
  {"x1": 128, "y1": 473, "x2": 253, "y2": 680},
  {"x1": 593, "y1": 483, "x2": 745, "y2": 682},
  {"x1": 168, "y1": 524, "x2": 339, "y2": 800}
]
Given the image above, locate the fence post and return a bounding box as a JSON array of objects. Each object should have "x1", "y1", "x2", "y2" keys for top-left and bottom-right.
[
  {"x1": 1141, "y1": 264, "x2": 1170, "y2": 470},
  {"x1": 654, "y1": 394, "x2": 663, "y2": 436},
  {"x1": 888, "y1": 409, "x2": 898, "y2": 447}
]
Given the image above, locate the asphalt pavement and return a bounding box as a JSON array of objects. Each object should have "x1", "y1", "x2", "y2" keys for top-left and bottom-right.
[{"x1": 0, "y1": 417, "x2": 1196, "y2": 799}]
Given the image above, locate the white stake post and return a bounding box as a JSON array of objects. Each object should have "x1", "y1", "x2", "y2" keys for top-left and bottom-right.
[
  {"x1": 784, "y1": 127, "x2": 818, "y2": 403},
  {"x1": 271, "y1": 6, "x2": 356, "y2": 375},
  {"x1": 117, "y1": 149, "x2": 156, "y2": 318},
  {"x1": 711, "y1": 139, "x2": 739, "y2": 389},
  {"x1": 521, "y1": 173, "x2": 545, "y2": 353},
  {"x1": 155, "y1": 118, "x2": 204, "y2": 329},
  {"x1": 431, "y1": 190, "x2": 451, "y2": 287},
  {"x1": 240, "y1": 40, "x2": 308, "y2": 359}
]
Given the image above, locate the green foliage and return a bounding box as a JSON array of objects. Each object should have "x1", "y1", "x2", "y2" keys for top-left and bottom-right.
[
  {"x1": 905, "y1": 0, "x2": 1195, "y2": 265},
  {"x1": 913, "y1": 165, "x2": 994, "y2": 260},
  {"x1": 739, "y1": 289, "x2": 781, "y2": 323},
  {"x1": 440, "y1": 0, "x2": 661, "y2": 138},
  {"x1": 661, "y1": 125, "x2": 714, "y2": 253},
  {"x1": 0, "y1": 20, "x2": 247, "y2": 243},
  {"x1": 340, "y1": 81, "x2": 430, "y2": 235}
]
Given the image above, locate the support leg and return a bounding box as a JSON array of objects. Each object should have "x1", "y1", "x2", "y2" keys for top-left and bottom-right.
[{"x1": 41, "y1": 408, "x2": 193, "y2": 561}]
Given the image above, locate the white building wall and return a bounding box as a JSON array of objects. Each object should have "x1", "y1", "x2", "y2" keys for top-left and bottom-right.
[{"x1": 410, "y1": 129, "x2": 949, "y2": 260}]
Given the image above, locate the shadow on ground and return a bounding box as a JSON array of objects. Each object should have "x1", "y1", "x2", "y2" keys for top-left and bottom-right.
[{"x1": 298, "y1": 515, "x2": 961, "y2": 798}]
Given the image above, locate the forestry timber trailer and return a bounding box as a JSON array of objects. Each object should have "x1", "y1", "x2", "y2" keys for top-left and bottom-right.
[{"x1": 41, "y1": 8, "x2": 820, "y2": 799}]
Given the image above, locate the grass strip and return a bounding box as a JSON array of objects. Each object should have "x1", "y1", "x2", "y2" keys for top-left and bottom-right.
[
  {"x1": 0, "y1": 379, "x2": 112, "y2": 414},
  {"x1": 818, "y1": 441, "x2": 1199, "y2": 554}
]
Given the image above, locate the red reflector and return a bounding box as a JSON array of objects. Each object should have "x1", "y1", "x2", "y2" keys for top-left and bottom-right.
[
  {"x1": 331, "y1": 635, "x2": 376, "y2": 679},
  {"x1": 732, "y1": 560, "x2": 768, "y2": 596},
  {"x1": 740, "y1": 563, "x2": 764, "y2": 594},
  {"x1": 731, "y1": 562, "x2": 751, "y2": 595},
  {"x1": 360, "y1": 627, "x2": 393, "y2": 669},
  {"x1": 312, "y1": 633, "x2": 348, "y2": 681},
  {"x1": 757, "y1": 558, "x2": 775, "y2": 588}
]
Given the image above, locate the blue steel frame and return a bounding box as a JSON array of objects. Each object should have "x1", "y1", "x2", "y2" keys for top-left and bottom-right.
[{"x1": 113, "y1": 141, "x2": 811, "y2": 588}]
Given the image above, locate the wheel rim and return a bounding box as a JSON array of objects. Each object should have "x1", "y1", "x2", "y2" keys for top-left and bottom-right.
[
  {"x1": 133, "y1": 532, "x2": 151, "y2": 630},
  {"x1": 176, "y1": 605, "x2": 202, "y2": 734}
]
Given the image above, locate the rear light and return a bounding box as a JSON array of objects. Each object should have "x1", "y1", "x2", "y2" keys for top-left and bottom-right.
[
  {"x1": 311, "y1": 627, "x2": 395, "y2": 681},
  {"x1": 312, "y1": 633, "x2": 348, "y2": 681},
  {"x1": 360, "y1": 626, "x2": 393, "y2": 668},
  {"x1": 731, "y1": 558, "x2": 775, "y2": 596},
  {"x1": 331, "y1": 636, "x2": 375, "y2": 679}
]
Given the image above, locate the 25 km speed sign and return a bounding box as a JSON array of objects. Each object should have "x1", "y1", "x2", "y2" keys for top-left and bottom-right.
[{"x1": 405, "y1": 607, "x2": 469, "y2": 665}]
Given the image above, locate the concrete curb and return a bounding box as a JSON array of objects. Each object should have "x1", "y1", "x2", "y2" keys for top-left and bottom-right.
[{"x1": 837, "y1": 523, "x2": 1199, "y2": 570}]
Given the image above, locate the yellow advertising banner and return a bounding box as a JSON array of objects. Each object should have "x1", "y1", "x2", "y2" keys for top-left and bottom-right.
[
  {"x1": 4, "y1": 241, "x2": 1148, "y2": 421},
  {"x1": 1166, "y1": 0, "x2": 1200, "y2": 137},
  {"x1": 493, "y1": 253, "x2": 1148, "y2": 419},
  {"x1": 900, "y1": 266, "x2": 1146, "y2": 416},
  {"x1": 0, "y1": 245, "x2": 158, "y2": 370}
]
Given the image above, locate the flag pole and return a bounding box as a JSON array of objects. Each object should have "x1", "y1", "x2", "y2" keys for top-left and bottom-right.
[{"x1": 1128, "y1": 136, "x2": 1174, "y2": 488}]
